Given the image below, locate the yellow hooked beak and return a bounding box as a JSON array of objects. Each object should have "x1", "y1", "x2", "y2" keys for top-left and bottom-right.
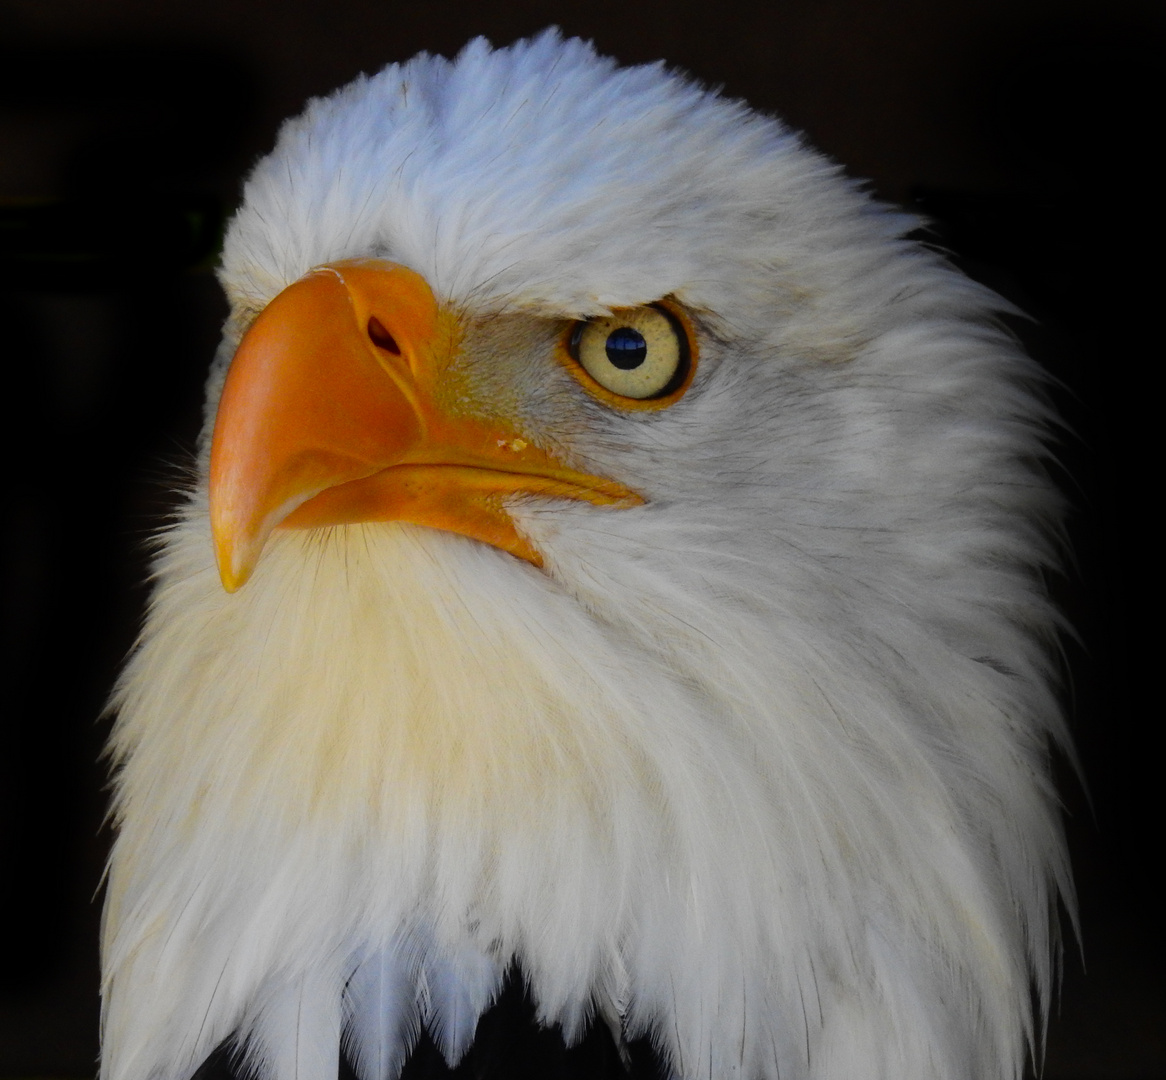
[{"x1": 208, "y1": 259, "x2": 642, "y2": 592}]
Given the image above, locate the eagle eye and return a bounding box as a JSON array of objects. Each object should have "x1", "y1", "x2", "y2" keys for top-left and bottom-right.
[
  {"x1": 604, "y1": 326, "x2": 648, "y2": 369},
  {"x1": 565, "y1": 304, "x2": 693, "y2": 406}
]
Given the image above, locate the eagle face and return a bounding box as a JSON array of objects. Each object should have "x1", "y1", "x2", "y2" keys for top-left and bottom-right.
[{"x1": 102, "y1": 31, "x2": 1072, "y2": 1080}]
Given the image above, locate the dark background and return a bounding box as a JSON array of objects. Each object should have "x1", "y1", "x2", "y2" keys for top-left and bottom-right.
[{"x1": 1, "y1": 0, "x2": 1161, "y2": 1077}]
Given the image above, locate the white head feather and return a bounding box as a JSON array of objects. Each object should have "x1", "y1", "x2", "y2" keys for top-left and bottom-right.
[{"x1": 102, "y1": 30, "x2": 1072, "y2": 1080}]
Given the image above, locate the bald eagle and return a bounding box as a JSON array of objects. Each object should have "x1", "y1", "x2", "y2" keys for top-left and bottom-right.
[{"x1": 101, "y1": 30, "x2": 1073, "y2": 1080}]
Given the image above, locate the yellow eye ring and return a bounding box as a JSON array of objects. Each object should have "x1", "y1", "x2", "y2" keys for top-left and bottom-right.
[{"x1": 561, "y1": 301, "x2": 697, "y2": 410}]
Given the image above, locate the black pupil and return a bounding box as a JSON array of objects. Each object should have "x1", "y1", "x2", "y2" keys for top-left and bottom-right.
[{"x1": 605, "y1": 326, "x2": 647, "y2": 370}]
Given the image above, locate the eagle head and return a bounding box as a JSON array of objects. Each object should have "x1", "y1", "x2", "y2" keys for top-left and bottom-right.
[{"x1": 101, "y1": 30, "x2": 1072, "y2": 1080}]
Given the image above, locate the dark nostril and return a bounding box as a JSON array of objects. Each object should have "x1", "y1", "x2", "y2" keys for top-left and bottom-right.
[{"x1": 367, "y1": 316, "x2": 401, "y2": 355}]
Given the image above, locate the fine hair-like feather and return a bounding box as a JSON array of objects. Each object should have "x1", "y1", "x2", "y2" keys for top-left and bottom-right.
[{"x1": 102, "y1": 30, "x2": 1073, "y2": 1080}]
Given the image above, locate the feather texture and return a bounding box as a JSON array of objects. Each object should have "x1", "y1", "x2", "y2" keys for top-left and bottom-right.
[
  {"x1": 344, "y1": 944, "x2": 421, "y2": 1079},
  {"x1": 101, "y1": 30, "x2": 1072, "y2": 1080}
]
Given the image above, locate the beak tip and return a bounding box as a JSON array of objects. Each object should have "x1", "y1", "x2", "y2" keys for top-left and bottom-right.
[
  {"x1": 213, "y1": 529, "x2": 258, "y2": 594},
  {"x1": 216, "y1": 554, "x2": 247, "y2": 594},
  {"x1": 219, "y1": 570, "x2": 245, "y2": 594}
]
